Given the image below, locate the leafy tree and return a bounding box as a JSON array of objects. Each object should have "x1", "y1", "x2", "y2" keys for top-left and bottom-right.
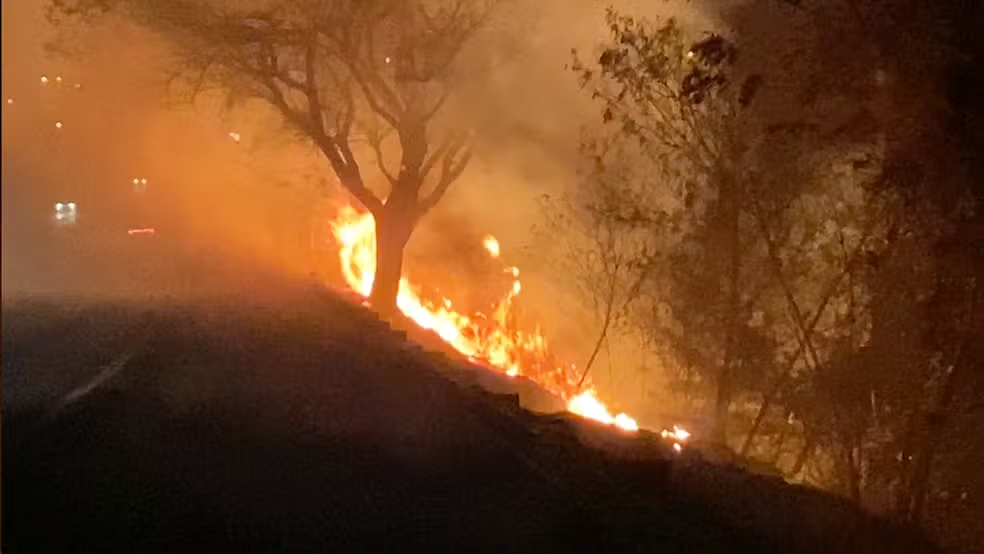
[
  {"x1": 723, "y1": 2, "x2": 983, "y2": 544},
  {"x1": 51, "y1": 0, "x2": 497, "y2": 314},
  {"x1": 570, "y1": 9, "x2": 792, "y2": 443}
]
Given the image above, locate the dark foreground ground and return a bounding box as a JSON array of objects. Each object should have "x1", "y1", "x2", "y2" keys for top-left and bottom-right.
[{"x1": 2, "y1": 284, "x2": 937, "y2": 553}]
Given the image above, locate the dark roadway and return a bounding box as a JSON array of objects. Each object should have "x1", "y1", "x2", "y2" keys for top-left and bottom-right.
[{"x1": 2, "y1": 285, "x2": 935, "y2": 553}]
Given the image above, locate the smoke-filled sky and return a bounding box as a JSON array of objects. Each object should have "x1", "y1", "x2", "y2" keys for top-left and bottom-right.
[{"x1": 2, "y1": 0, "x2": 723, "y2": 410}]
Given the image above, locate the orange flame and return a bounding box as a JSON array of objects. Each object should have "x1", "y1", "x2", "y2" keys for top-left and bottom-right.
[
  {"x1": 329, "y1": 206, "x2": 639, "y2": 432},
  {"x1": 483, "y1": 235, "x2": 500, "y2": 258},
  {"x1": 660, "y1": 425, "x2": 691, "y2": 453}
]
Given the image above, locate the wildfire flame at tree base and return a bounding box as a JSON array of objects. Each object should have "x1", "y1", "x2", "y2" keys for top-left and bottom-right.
[{"x1": 330, "y1": 206, "x2": 639, "y2": 432}]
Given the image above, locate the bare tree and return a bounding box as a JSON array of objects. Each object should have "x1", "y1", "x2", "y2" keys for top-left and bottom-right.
[
  {"x1": 542, "y1": 134, "x2": 666, "y2": 389},
  {"x1": 52, "y1": 0, "x2": 497, "y2": 313}
]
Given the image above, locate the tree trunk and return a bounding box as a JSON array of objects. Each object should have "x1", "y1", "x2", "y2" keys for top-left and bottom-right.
[
  {"x1": 789, "y1": 436, "x2": 815, "y2": 480},
  {"x1": 845, "y1": 441, "x2": 862, "y2": 503},
  {"x1": 905, "y1": 282, "x2": 976, "y2": 523},
  {"x1": 713, "y1": 173, "x2": 743, "y2": 444},
  {"x1": 576, "y1": 273, "x2": 618, "y2": 389},
  {"x1": 369, "y1": 207, "x2": 414, "y2": 316},
  {"x1": 576, "y1": 309, "x2": 613, "y2": 389}
]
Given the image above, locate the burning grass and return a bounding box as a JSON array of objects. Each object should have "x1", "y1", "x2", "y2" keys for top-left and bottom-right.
[{"x1": 329, "y1": 205, "x2": 640, "y2": 432}]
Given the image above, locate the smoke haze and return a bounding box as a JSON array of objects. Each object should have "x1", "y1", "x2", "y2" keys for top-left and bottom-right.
[{"x1": 3, "y1": 0, "x2": 719, "y2": 414}]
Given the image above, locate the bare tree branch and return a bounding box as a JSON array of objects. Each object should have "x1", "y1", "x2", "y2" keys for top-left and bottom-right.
[
  {"x1": 418, "y1": 140, "x2": 471, "y2": 214},
  {"x1": 368, "y1": 127, "x2": 399, "y2": 186}
]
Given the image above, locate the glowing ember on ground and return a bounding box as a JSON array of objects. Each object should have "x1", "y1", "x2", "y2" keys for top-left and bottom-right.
[
  {"x1": 661, "y1": 425, "x2": 691, "y2": 452},
  {"x1": 329, "y1": 205, "x2": 640, "y2": 432}
]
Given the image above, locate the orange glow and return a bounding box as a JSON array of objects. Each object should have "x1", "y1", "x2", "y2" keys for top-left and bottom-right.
[
  {"x1": 127, "y1": 227, "x2": 156, "y2": 235},
  {"x1": 483, "y1": 235, "x2": 500, "y2": 258},
  {"x1": 329, "y1": 205, "x2": 640, "y2": 432}
]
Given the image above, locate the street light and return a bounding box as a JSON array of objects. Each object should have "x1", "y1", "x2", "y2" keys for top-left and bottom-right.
[{"x1": 54, "y1": 201, "x2": 78, "y2": 224}]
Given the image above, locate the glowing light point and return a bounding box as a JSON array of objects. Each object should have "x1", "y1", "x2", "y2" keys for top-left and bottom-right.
[
  {"x1": 384, "y1": 56, "x2": 392, "y2": 64},
  {"x1": 483, "y1": 235, "x2": 500, "y2": 258},
  {"x1": 41, "y1": 75, "x2": 49, "y2": 84},
  {"x1": 6, "y1": 98, "x2": 12, "y2": 105},
  {"x1": 660, "y1": 425, "x2": 692, "y2": 449},
  {"x1": 228, "y1": 131, "x2": 241, "y2": 142},
  {"x1": 54, "y1": 121, "x2": 63, "y2": 129}
]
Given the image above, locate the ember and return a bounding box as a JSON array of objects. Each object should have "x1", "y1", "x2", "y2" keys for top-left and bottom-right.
[
  {"x1": 330, "y1": 205, "x2": 640, "y2": 432},
  {"x1": 660, "y1": 425, "x2": 691, "y2": 453}
]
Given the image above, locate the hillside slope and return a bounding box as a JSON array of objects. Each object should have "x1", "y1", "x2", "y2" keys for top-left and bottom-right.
[{"x1": 2, "y1": 283, "x2": 935, "y2": 552}]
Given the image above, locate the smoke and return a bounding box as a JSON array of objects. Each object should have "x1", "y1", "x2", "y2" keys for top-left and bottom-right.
[
  {"x1": 2, "y1": 0, "x2": 330, "y2": 297},
  {"x1": 2, "y1": 0, "x2": 718, "y2": 412},
  {"x1": 415, "y1": 1, "x2": 718, "y2": 374}
]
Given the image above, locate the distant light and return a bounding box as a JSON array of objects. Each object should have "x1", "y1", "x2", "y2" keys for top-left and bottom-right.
[
  {"x1": 686, "y1": 51, "x2": 695, "y2": 59},
  {"x1": 132, "y1": 178, "x2": 140, "y2": 185},
  {"x1": 55, "y1": 121, "x2": 63, "y2": 129},
  {"x1": 673, "y1": 443, "x2": 683, "y2": 453},
  {"x1": 128, "y1": 228, "x2": 156, "y2": 236},
  {"x1": 228, "y1": 131, "x2": 241, "y2": 142},
  {"x1": 55, "y1": 76, "x2": 63, "y2": 83},
  {"x1": 140, "y1": 178, "x2": 147, "y2": 185},
  {"x1": 5, "y1": 98, "x2": 12, "y2": 105},
  {"x1": 41, "y1": 75, "x2": 49, "y2": 84},
  {"x1": 384, "y1": 56, "x2": 392, "y2": 64},
  {"x1": 54, "y1": 201, "x2": 78, "y2": 224},
  {"x1": 73, "y1": 83, "x2": 82, "y2": 90}
]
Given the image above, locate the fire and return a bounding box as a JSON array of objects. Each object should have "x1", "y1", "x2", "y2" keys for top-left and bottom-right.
[
  {"x1": 482, "y1": 235, "x2": 500, "y2": 258},
  {"x1": 660, "y1": 425, "x2": 691, "y2": 453},
  {"x1": 330, "y1": 206, "x2": 639, "y2": 432}
]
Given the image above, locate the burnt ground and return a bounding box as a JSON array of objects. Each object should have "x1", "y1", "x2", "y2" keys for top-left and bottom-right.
[{"x1": 2, "y1": 282, "x2": 937, "y2": 553}]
